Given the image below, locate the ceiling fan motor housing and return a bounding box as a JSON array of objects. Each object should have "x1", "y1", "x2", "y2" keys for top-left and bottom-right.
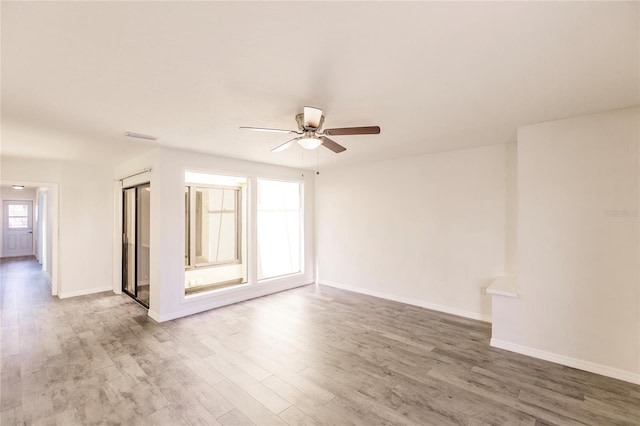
[{"x1": 296, "y1": 113, "x2": 324, "y2": 132}]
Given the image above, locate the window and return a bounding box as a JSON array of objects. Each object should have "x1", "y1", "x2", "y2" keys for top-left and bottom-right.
[
  {"x1": 192, "y1": 186, "x2": 240, "y2": 265},
  {"x1": 185, "y1": 172, "x2": 247, "y2": 294},
  {"x1": 257, "y1": 179, "x2": 302, "y2": 280},
  {"x1": 8, "y1": 204, "x2": 29, "y2": 229}
]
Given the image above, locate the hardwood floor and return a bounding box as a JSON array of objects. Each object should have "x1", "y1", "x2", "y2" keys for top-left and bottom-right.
[{"x1": 1, "y1": 257, "x2": 638, "y2": 425}]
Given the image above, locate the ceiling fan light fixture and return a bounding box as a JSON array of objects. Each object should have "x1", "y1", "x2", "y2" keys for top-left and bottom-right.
[
  {"x1": 297, "y1": 136, "x2": 322, "y2": 150},
  {"x1": 240, "y1": 106, "x2": 380, "y2": 154}
]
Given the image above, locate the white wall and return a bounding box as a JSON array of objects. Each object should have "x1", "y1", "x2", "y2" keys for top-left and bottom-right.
[
  {"x1": 316, "y1": 143, "x2": 516, "y2": 321},
  {"x1": 0, "y1": 186, "x2": 37, "y2": 258},
  {"x1": 492, "y1": 107, "x2": 640, "y2": 383},
  {"x1": 1, "y1": 156, "x2": 114, "y2": 298},
  {"x1": 59, "y1": 161, "x2": 114, "y2": 297},
  {"x1": 0, "y1": 185, "x2": 37, "y2": 200},
  {"x1": 115, "y1": 147, "x2": 315, "y2": 322}
]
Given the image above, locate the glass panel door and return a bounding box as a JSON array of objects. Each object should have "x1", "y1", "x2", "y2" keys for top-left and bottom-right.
[
  {"x1": 122, "y1": 184, "x2": 150, "y2": 308},
  {"x1": 136, "y1": 184, "x2": 150, "y2": 306},
  {"x1": 123, "y1": 188, "x2": 136, "y2": 297}
]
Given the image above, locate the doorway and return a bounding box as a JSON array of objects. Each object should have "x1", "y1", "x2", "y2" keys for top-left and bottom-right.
[
  {"x1": 3, "y1": 200, "x2": 33, "y2": 257},
  {"x1": 122, "y1": 183, "x2": 150, "y2": 308},
  {"x1": 37, "y1": 191, "x2": 47, "y2": 271}
]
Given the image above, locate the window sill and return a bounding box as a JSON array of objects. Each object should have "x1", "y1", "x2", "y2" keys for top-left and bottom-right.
[
  {"x1": 185, "y1": 278, "x2": 244, "y2": 296},
  {"x1": 184, "y1": 281, "x2": 251, "y2": 300},
  {"x1": 183, "y1": 272, "x2": 307, "y2": 301},
  {"x1": 257, "y1": 271, "x2": 304, "y2": 283}
]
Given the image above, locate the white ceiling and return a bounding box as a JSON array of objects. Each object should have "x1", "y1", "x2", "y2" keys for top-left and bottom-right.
[{"x1": 2, "y1": 1, "x2": 638, "y2": 170}]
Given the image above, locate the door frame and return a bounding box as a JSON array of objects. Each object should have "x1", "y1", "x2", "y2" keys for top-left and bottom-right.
[
  {"x1": 0, "y1": 180, "x2": 59, "y2": 296},
  {"x1": 112, "y1": 170, "x2": 152, "y2": 310},
  {"x1": 121, "y1": 182, "x2": 150, "y2": 308}
]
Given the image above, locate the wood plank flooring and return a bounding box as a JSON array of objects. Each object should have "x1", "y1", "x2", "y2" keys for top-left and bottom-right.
[{"x1": 1, "y1": 257, "x2": 639, "y2": 425}]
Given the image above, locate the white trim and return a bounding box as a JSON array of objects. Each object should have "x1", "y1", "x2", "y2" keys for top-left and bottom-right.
[
  {"x1": 58, "y1": 286, "x2": 113, "y2": 299},
  {"x1": 184, "y1": 281, "x2": 251, "y2": 301},
  {"x1": 490, "y1": 338, "x2": 640, "y2": 385},
  {"x1": 486, "y1": 276, "x2": 518, "y2": 298},
  {"x1": 116, "y1": 168, "x2": 151, "y2": 182},
  {"x1": 148, "y1": 309, "x2": 162, "y2": 322},
  {"x1": 151, "y1": 281, "x2": 311, "y2": 322},
  {"x1": 486, "y1": 288, "x2": 518, "y2": 298},
  {"x1": 43, "y1": 271, "x2": 52, "y2": 290},
  {"x1": 113, "y1": 180, "x2": 123, "y2": 295},
  {"x1": 318, "y1": 280, "x2": 492, "y2": 323}
]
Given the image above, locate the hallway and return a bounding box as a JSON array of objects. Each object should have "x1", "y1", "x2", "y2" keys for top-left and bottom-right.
[
  {"x1": 0, "y1": 257, "x2": 148, "y2": 424},
  {"x1": 1, "y1": 256, "x2": 53, "y2": 310}
]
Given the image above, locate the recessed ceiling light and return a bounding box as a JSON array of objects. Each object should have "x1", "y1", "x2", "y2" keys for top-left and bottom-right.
[
  {"x1": 124, "y1": 131, "x2": 157, "y2": 141},
  {"x1": 11, "y1": 185, "x2": 25, "y2": 190}
]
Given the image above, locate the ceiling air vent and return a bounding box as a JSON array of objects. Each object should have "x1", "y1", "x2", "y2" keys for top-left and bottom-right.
[{"x1": 124, "y1": 131, "x2": 157, "y2": 141}]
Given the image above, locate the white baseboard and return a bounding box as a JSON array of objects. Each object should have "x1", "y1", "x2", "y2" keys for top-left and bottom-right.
[
  {"x1": 318, "y1": 280, "x2": 492, "y2": 323},
  {"x1": 490, "y1": 338, "x2": 640, "y2": 385},
  {"x1": 43, "y1": 272, "x2": 52, "y2": 289},
  {"x1": 58, "y1": 285, "x2": 113, "y2": 299},
  {"x1": 148, "y1": 309, "x2": 162, "y2": 322},
  {"x1": 43, "y1": 271, "x2": 56, "y2": 295}
]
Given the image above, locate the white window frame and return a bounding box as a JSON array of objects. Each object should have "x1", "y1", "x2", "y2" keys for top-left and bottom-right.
[{"x1": 185, "y1": 183, "x2": 243, "y2": 270}]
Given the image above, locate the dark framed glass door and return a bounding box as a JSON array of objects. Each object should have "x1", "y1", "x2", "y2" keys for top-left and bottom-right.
[{"x1": 122, "y1": 183, "x2": 150, "y2": 308}]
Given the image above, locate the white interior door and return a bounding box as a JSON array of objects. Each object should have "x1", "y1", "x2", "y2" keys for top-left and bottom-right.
[{"x1": 3, "y1": 200, "x2": 33, "y2": 257}]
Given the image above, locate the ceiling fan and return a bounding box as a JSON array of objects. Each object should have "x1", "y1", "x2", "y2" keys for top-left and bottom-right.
[{"x1": 239, "y1": 106, "x2": 380, "y2": 153}]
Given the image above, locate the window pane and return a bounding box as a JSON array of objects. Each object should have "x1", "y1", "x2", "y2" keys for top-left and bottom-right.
[
  {"x1": 258, "y1": 180, "x2": 301, "y2": 280},
  {"x1": 222, "y1": 189, "x2": 236, "y2": 210},
  {"x1": 207, "y1": 188, "x2": 223, "y2": 211},
  {"x1": 194, "y1": 187, "x2": 239, "y2": 265},
  {"x1": 207, "y1": 212, "x2": 236, "y2": 262},
  {"x1": 8, "y1": 217, "x2": 28, "y2": 228},
  {"x1": 8, "y1": 205, "x2": 28, "y2": 217}
]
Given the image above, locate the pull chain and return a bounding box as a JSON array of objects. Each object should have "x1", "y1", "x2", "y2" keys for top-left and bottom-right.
[{"x1": 316, "y1": 148, "x2": 320, "y2": 175}]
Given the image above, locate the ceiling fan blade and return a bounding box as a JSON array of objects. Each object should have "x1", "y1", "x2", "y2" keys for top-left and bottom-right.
[
  {"x1": 239, "y1": 126, "x2": 298, "y2": 134},
  {"x1": 271, "y1": 138, "x2": 298, "y2": 153},
  {"x1": 324, "y1": 126, "x2": 380, "y2": 136},
  {"x1": 320, "y1": 136, "x2": 346, "y2": 153},
  {"x1": 303, "y1": 106, "x2": 323, "y2": 128}
]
